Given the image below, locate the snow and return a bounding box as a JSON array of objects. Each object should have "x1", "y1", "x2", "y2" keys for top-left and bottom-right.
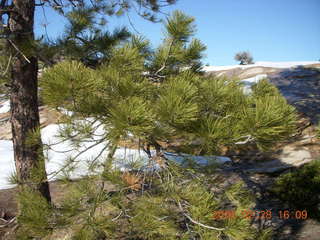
[
  {"x1": 164, "y1": 152, "x2": 231, "y2": 165},
  {"x1": 0, "y1": 100, "x2": 10, "y2": 114},
  {"x1": 241, "y1": 74, "x2": 268, "y2": 94},
  {"x1": 0, "y1": 122, "x2": 231, "y2": 190},
  {"x1": 203, "y1": 61, "x2": 319, "y2": 72},
  {"x1": 57, "y1": 107, "x2": 74, "y2": 117},
  {"x1": 0, "y1": 140, "x2": 16, "y2": 189}
]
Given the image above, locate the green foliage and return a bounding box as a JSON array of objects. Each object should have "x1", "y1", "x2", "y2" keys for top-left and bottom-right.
[
  {"x1": 41, "y1": 61, "x2": 93, "y2": 109},
  {"x1": 240, "y1": 95, "x2": 297, "y2": 151},
  {"x1": 46, "y1": 163, "x2": 265, "y2": 240},
  {"x1": 147, "y1": 11, "x2": 206, "y2": 76},
  {"x1": 16, "y1": 189, "x2": 53, "y2": 239},
  {"x1": 158, "y1": 74, "x2": 199, "y2": 128},
  {"x1": 165, "y1": 10, "x2": 196, "y2": 42},
  {"x1": 251, "y1": 78, "x2": 280, "y2": 98},
  {"x1": 36, "y1": 10, "x2": 297, "y2": 240},
  {"x1": 41, "y1": 11, "x2": 297, "y2": 157},
  {"x1": 130, "y1": 196, "x2": 178, "y2": 240},
  {"x1": 272, "y1": 160, "x2": 320, "y2": 220},
  {"x1": 0, "y1": 40, "x2": 10, "y2": 92},
  {"x1": 39, "y1": 0, "x2": 177, "y2": 68}
]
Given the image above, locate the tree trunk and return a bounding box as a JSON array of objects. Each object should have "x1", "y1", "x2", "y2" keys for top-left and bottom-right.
[{"x1": 8, "y1": 0, "x2": 51, "y2": 202}]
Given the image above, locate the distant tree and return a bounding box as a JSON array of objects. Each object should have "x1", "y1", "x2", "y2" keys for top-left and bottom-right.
[{"x1": 234, "y1": 51, "x2": 254, "y2": 65}]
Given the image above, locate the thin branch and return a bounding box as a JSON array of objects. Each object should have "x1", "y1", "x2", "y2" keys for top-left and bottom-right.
[
  {"x1": 234, "y1": 135, "x2": 255, "y2": 145},
  {"x1": 178, "y1": 201, "x2": 225, "y2": 231},
  {"x1": 87, "y1": 143, "x2": 109, "y2": 171},
  {"x1": 1, "y1": 53, "x2": 12, "y2": 77},
  {"x1": 47, "y1": 138, "x2": 106, "y2": 180},
  {"x1": 154, "y1": 38, "x2": 174, "y2": 76},
  {"x1": 111, "y1": 211, "x2": 123, "y2": 221},
  {"x1": 126, "y1": 12, "x2": 140, "y2": 34},
  {"x1": 8, "y1": 39, "x2": 31, "y2": 63}
]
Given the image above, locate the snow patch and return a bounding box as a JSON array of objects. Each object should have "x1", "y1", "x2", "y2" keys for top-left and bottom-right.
[
  {"x1": 203, "y1": 61, "x2": 319, "y2": 72},
  {"x1": 0, "y1": 123, "x2": 230, "y2": 190},
  {"x1": 164, "y1": 152, "x2": 231, "y2": 165},
  {"x1": 0, "y1": 140, "x2": 15, "y2": 189},
  {"x1": 0, "y1": 100, "x2": 10, "y2": 114},
  {"x1": 241, "y1": 74, "x2": 268, "y2": 94}
]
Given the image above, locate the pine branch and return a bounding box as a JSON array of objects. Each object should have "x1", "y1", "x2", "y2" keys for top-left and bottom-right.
[{"x1": 154, "y1": 38, "x2": 174, "y2": 76}]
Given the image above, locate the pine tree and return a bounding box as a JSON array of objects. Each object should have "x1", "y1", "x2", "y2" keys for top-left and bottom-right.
[
  {"x1": 31, "y1": 11, "x2": 298, "y2": 239},
  {"x1": 0, "y1": 0, "x2": 177, "y2": 235}
]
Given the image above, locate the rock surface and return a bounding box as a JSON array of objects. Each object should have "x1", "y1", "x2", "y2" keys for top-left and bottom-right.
[{"x1": 268, "y1": 66, "x2": 320, "y2": 124}]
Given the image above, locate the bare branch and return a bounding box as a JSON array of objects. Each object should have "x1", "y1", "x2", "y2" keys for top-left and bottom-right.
[
  {"x1": 8, "y1": 39, "x2": 31, "y2": 63},
  {"x1": 178, "y1": 201, "x2": 225, "y2": 231},
  {"x1": 234, "y1": 135, "x2": 255, "y2": 145},
  {"x1": 1, "y1": 53, "x2": 12, "y2": 77}
]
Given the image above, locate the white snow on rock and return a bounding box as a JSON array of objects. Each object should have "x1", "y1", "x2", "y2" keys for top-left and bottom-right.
[
  {"x1": 0, "y1": 100, "x2": 10, "y2": 114},
  {"x1": 241, "y1": 74, "x2": 268, "y2": 94},
  {"x1": 164, "y1": 152, "x2": 231, "y2": 165},
  {"x1": 203, "y1": 61, "x2": 319, "y2": 72},
  {"x1": 0, "y1": 123, "x2": 231, "y2": 190}
]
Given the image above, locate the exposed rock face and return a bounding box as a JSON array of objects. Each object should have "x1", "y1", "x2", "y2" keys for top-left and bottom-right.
[{"x1": 268, "y1": 66, "x2": 320, "y2": 124}]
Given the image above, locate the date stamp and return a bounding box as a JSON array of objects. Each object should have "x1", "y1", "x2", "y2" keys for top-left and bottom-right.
[{"x1": 212, "y1": 209, "x2": 308, "y2": 220}]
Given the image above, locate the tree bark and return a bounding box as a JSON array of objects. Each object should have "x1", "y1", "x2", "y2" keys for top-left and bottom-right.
[{"x1": 8, "y1": 0, "x2": 51, "y2": 202}]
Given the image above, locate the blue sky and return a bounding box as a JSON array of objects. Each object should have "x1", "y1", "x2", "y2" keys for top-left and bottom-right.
[{"x1": 34, "y1": 0, "x2": 320, "y2": 66}]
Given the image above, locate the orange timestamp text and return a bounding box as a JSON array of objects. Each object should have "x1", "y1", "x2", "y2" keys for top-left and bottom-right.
[{"x1": 212, "y1": 209, "x2": 308, "y2": 220}]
